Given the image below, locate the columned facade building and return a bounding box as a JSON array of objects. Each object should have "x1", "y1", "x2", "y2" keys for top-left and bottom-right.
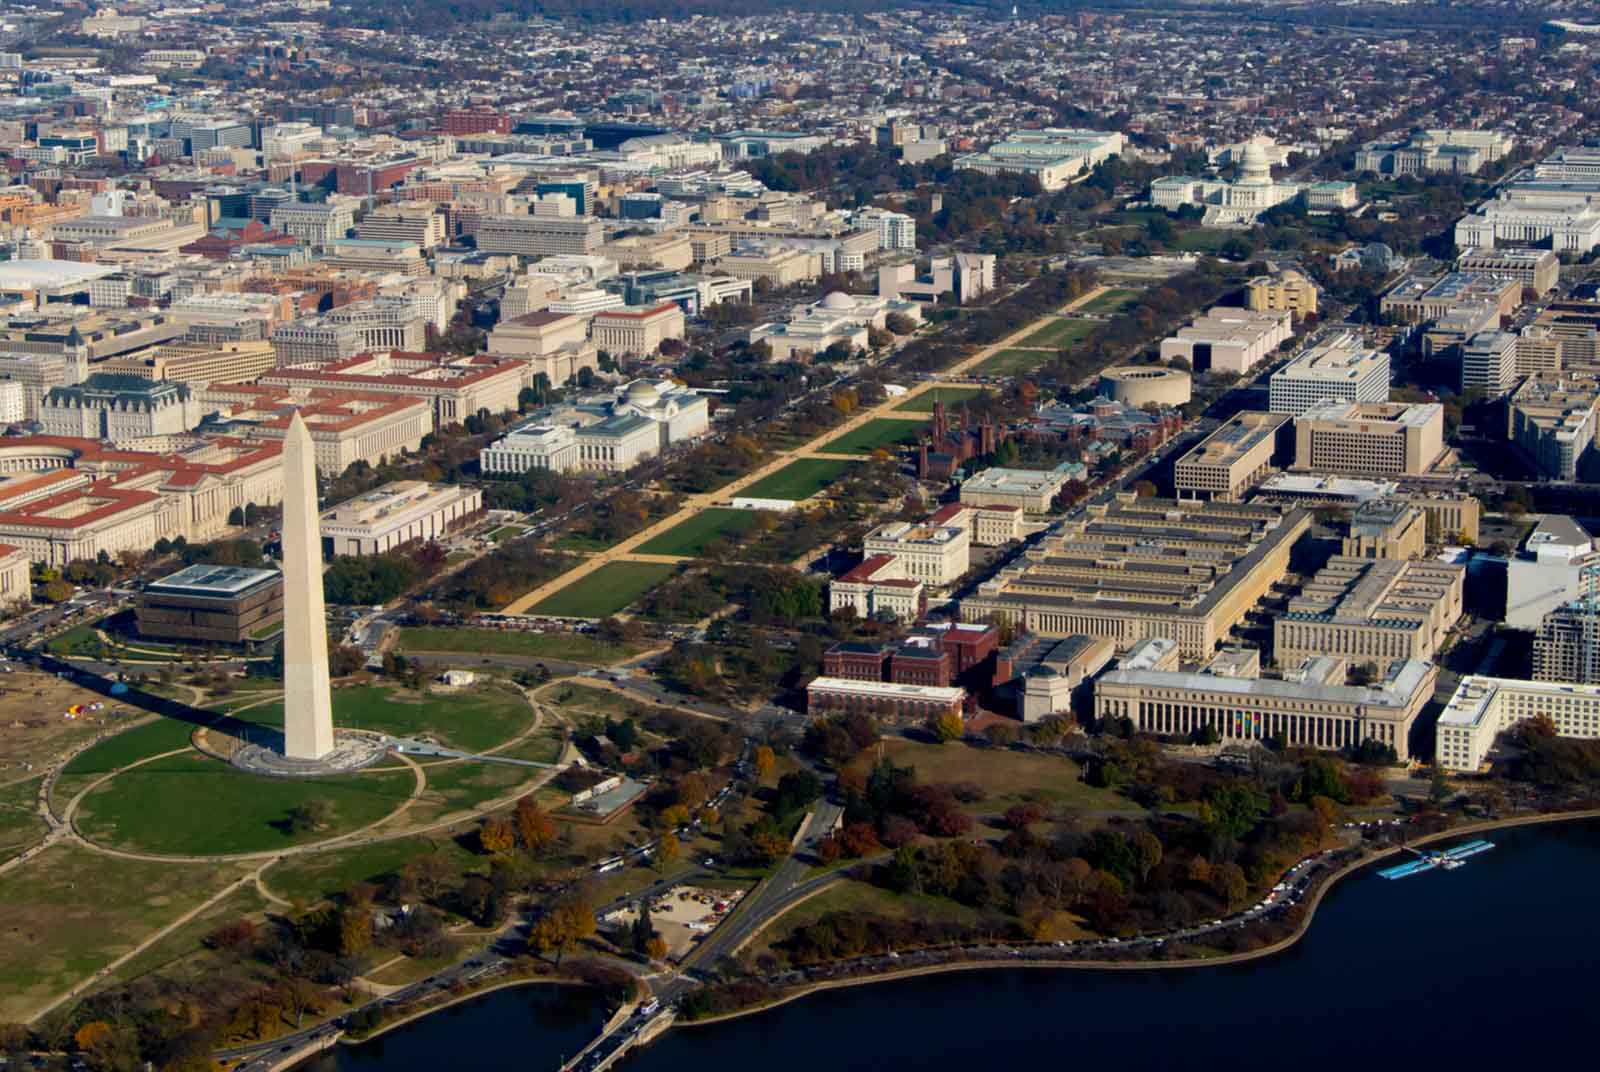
[{"x1": 1096, "y1": 657, "x2": 1434, "y2": 761}]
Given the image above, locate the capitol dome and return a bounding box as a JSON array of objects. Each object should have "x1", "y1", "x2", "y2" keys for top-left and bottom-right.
[
  {"x1": 625, "y1": 380, "x2": 662, "y2": 402},
  {"x1": 819, "y1": 291, "x2": 855, "y2": 311},
  {"x1": 1238, "y1": 138, "x2": 1274, "y2": 184}
]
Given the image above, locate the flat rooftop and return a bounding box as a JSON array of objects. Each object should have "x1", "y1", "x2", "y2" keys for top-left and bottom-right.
[
  {"x1": 1274, "y1": 334, "x2": 1387, "y2": 382},
  {"x1": 968, "y1": 498, "x2": 1310, "y2": 619},
  {"x1": 1104, "y1": 657, "x2": 1434, "y2": 710},
  {"x1": 1178, "y1": 411, "x2": 1289, "y2": 466},
  {"x1": 962, "y1": 465, "x2": 1073, "y2": 496},
  {"x1": 1297, "y1": 400, "x2": 1441, "y2": 429},
  {"x1": 146, "y1": 563, "x2": 281, "y2": 598},
  {"x1": 806, "y1": 676, "x2": 965, "y2": 702},
  {"x1": 1440, "y1": 675, "x2": 1600, "y2": 730}
]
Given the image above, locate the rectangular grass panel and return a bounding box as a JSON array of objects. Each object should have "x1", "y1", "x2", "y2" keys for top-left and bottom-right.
[
  {"x1": 397, "y1": 627, "x2": 644, "y2": 665},
  {"x1": 1079, "y1": 288, "x2": 1141, "y2": 315},
  {"x1": 531, "y1": 561, "x2": 679, "y2": 618},
  {"x1": 636, "y1": 508, "x2": 765, "y2": 557},
  {"x1": 895, "y1": 386, "x2": 988, "y2": 412},
  {"x1": 739, "y1": 458, "x2": 855, "y2": 500},
  {"x1": 1016, "y1": 317, "x2": 1097, "y2": 350},
  {"x1": 975, "y1": 348, "x2": 1058, "y2": 375},
  {"x1": 823, "y1": 418, "x2": 928, "y2": 455}
]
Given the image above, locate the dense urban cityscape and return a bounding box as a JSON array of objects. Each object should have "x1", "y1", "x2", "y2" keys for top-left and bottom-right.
[{"x1": 0, "y1": 1, "x2": 1598, "y2": 1070}]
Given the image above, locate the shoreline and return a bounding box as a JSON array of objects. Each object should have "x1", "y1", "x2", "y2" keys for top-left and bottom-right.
[
  {"x1": 342, "y1": 975, "x2": 592, "y2": 1045},
  {"x1": 675, "y1": 808, "x2": 1600, "y2": 1028}
]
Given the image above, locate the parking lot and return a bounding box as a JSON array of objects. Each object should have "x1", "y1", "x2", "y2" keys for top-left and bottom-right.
[{"x1": 603, "y1": 884, "x2": 747, "y2": 960}]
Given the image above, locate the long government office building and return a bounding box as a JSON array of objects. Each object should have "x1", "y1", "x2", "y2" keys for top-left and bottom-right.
[
  {"x1": 1095, "y1": 655, "x2": 1436, "y2": 760},
  {"x1": 959, "y1": 495, "x2": 1310, "y2": 659}
]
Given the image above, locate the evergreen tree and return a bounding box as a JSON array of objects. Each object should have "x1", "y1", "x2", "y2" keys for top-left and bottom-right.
[{"x1": 631, "y1": 900, "x2": 653, "y2": 954}]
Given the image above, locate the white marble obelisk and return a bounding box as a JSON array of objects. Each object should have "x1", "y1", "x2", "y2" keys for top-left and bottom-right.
[{"x1": 281, "y1": 411, "x2": 334, "y2": 760}]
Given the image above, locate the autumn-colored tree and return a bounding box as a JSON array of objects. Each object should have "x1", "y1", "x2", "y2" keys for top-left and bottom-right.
[
  {"x1": 1132, "y1": 830, "x2": 1163, "y2": 883},
  {"x1": 74, "y1": 1022, "x2": 114, "y2": 1055},
  {"x1": 529, "y1": 888, "x2": 597, "y2": 966},
  {"x1": 839, "y1": 822, "x2": 881, "y2": 857},
  {"x1": 748, "y1": 828, "x2": 790, "y2": 864},
  {"x1": 205, "y1": 916, "x2": 258, "y2": 950},
  {"x1": 1004, "y1": 802, "x2": 1047, "y2": 830},
  {"x1": 513, "y1": 796, "x2": 558, "y2": 855},
  {"x1": 338, "y1": 907, "x2": 373, "y2": 956},
  {"x1": 645, "y1": 936, "x2": 669, "y2": 961},
  {"x1": 656, "y1": 832, "x2": 680, "y2": 866},
  {"x1": 931, "y1": 710, "x2": 964, "y2": 743},
  {"x1": 754, "y1": 745, "x2": 776, "y2": 780},
  {"x1": 675, "y1": 772, "x2": 710, "y2": 809},
  {"x1": 1309, "y1": 794, "x2": 1342, "y2": 832},
  {"x1": 698, "y1": 806, "x2": 721, "y2": 827},
  {"x1": 815, "y1": 835, "x2": 844, "y2": 863},
  {"x1": 479, "y1": 816, "x2": 516, "y2": 855},
  {"x1": 1212, "y1": 861, "x2": 1249, "y2": 910}
]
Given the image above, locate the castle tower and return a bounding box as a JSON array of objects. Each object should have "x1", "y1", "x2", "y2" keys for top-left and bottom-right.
[{"x1": 280, "y1": 410, "x2": 334, "y2": 759}]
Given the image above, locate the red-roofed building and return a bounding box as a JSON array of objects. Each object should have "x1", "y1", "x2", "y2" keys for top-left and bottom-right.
[
  {"x1": 258, "y1": 351, "x2": 527, "y2": 425},
  {"x1": 198, "y1": 383, "x2": 434, "y2": 475},
  {"x1": 0, "y1": 434, "x2": 284, "y2": 563},
  {"x1": 828, "y1": 552, "x2": 924, "y2": 622},
  {"x1": 180, "y1": 218, "x2": 298, "y2": 260}
]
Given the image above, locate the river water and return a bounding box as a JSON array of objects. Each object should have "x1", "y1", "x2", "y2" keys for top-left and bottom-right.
[{"x1": 309, "y1": 821, "x2": 1600, "y2": 1072}]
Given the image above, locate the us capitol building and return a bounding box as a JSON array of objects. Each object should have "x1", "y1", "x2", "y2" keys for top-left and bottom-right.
[{"x1": 1151, "y1": 137, "x2": 1358, "y2": 226}]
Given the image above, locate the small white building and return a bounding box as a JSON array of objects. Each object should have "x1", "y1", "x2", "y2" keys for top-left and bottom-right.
[
  {"x1": 828, "y1": 553, "x2": 925, "y2": 620},
  {"x1": 480, "y1": 423, "x2": 580, "y2": 476},
  {"x1": 862, "y1": 520, "x2": 970, "y2": 587}
]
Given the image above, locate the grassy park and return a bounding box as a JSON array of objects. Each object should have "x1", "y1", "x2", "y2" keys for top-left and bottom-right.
[
  {"x1": 823, "y1": 418, "x2": 927, "y2": 455},
  {"x1": 0, "y1": 776, "x2": 44, "y2": 860},
  {"x1": 1176, "y1": 228, "x2": 1234, "y2": 252},
  {"x1": 0, "y1": 843, "x2": 255, "y2": 1021},
  {"x1": 487, "y1": 524, "x2": 527, "y2": 543},
  {"x1": 74, "y1": 752, "x2": 417, "y2": 856},
  {"x1": 879, "y1": 737, "x2": 1122, "y2": 817},
  {"x1": 1079, "y1": 288, "x2": 1142, "y2": 315},
  {"x1": 397, "y1": 626, "x2": 647, "y2": 665},
  {"x1": 261, "y1": 836, "x2": 475, "y2": 906},
  {"x1": 637, "y1": 508, "x2": 767, "y2": 557},
  {"x1": 50, "y1": 716, "x2": 197, "y2": 808},
  {"x1": 226, "y1": 684, "x2": 535, "y2": 755},
  {"x1": 739, "y1": 458, "x2": 855, "y2": 500},
  {"x1": 975, "y1": 348, "x2": 1058, "y2": 375},
  {"x1": 531, "y1": 561, "x2": 679, "y2": 618},
  {"x1": 1015, "y1": 317, "x2": 1097, "y2": 350},
  {"x1": 895, "y1": 386, "x2": 988, "y2": 412}
]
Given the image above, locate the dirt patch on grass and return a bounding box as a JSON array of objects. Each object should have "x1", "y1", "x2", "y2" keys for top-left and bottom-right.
[{"x1": 0, "y1": 669, "x2": 144, "y2": 778}]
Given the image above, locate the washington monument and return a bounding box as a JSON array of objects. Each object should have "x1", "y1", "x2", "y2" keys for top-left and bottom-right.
[{"x1": 281, "y1": 410, "x2": 335, "y2": 760}]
